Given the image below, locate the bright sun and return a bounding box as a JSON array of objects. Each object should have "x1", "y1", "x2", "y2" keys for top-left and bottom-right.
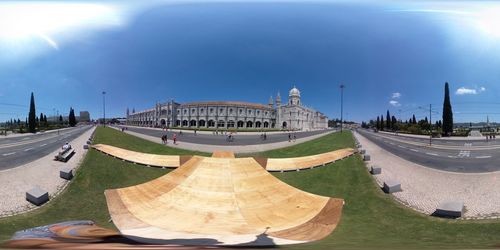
[
  {"x1": 473, "y1": 8, "x2": 500, "y2": 39},
  {"x1": 0, "y1": 2, "x2": 122, "y2": 50}
]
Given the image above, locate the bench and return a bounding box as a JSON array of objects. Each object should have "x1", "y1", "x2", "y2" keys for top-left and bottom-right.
[
  {"x1": 434, "y1": 201, "x2": 464, "y2": 218},
  {"x1": 383, "y1": 180, "x2": 402, "y2": 193},
  {"x1": 370, "y1": 166, "x2": 382, "y2": 175},
  {"x1": 26, "y1": 187, "x2": 49, "y2": 206},
  {"x1": 83, "y1": 144, "x2": 89, "y2": 149},
  {"x1": 60, "y1": 167, "x2": 73, "y2": 180},
  {"x1": 363, "y1": 154, "x2": 371, "y2": 161},
  {"x1": 54, "y1": 145, "x2": 75, "y2": 162}
]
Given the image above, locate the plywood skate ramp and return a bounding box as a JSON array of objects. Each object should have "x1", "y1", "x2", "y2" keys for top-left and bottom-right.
[
  {"x1": 265, "y1": 148, "x2": 356, "y2": 171},
  {"x1": 93, "y1": 144, "x2": 355, "y2": 171},
  {"x1": 105, "y1": 156, "x2": 344, "y2": 246},
  {"x1": 92, "y1": 144, "x2": 184, "y2": 168}
]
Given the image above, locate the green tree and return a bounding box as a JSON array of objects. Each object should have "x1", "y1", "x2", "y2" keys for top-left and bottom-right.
[
  {"x1": 59, "y1": 115, "x2": 63, "y2": 124},
  {"x1": 28, "y1": 92, "x2": 36, "y2": 133},
  {"x1": 380, "y1": 115, "x2": 385, "y2": 130},
  {"x1": 386, "y1": 110, "x2": 391, "y2": 130},
  {"x1": 376, "y1": 116, "x2": 380, "y2": 130},
  {"x1": 442, "y1": 82, "x2": 454, "y2": 136},
  {"x1": 412, "y1": 114, "x2": 417, "y2": 124},
  {"x1": 68, "y1": 107, "x2": 76, "y2": 127}
]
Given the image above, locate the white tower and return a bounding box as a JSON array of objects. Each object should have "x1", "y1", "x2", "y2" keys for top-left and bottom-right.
[{"x1": 288, "y1": 86, "x2": 301, "y2": 106}]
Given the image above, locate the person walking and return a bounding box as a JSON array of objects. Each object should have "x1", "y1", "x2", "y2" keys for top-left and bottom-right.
[
  {"x1": 173, "y1": 133, "x2": 177, "y2": 144},
  {"x1": 288, "y1": 133, "x2": 291, "y2": 142}
]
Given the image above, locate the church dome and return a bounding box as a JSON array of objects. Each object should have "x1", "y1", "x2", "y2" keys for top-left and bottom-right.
[{"x1": 289, "y1": 86, "x2": 301, "y2": 97}]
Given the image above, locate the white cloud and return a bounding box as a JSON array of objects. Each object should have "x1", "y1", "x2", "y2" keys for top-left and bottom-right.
[
  {"x1": 389, "y1": 100, "x2": 401, "y2": 107},
  {"x1": 392, "y1": 92, "x2": 401, "y2": 99},
  {"x1": 455, "y1": 86, "x2": 486, "y2": 95}
]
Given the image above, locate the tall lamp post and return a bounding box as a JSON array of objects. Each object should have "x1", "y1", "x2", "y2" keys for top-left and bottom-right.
[
  {"x1": 102, "y1": 91, "x2": 106, "y2": 127},
  {"x1": 340, "y1": 84, "x2": 345, "y2": 133}
]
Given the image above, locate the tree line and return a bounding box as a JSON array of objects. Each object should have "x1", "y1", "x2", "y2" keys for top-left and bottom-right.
[
  {"x1": 3, "y1": 92, "x2": 77, "y2": 133},
  {"x1": 362, "y1": 82, "x2": 454, "y2": 136}
]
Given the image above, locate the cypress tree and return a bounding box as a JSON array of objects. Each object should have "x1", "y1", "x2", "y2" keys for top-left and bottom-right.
[
  {"x1": 28, "y1": 92, "x2": 36, "y2": 133},
  {"x1": 386, "y1": 110, "x2": 391, "y2": 130},
  {"x1": 412, "y1": 114, "x2": 417, "y2": 124},
  {"x1": 442, "y1": 82, "x2": 454, "y2": 136},
  {"x1": 69, "y1": 107, "x2": 76, "y2": 127},
  {"x1": 376, "y1": 116, "x2": 380, "y2": 130},
  {"x1": 380, "y1": 115, "x2": 384, "y2": 130}
]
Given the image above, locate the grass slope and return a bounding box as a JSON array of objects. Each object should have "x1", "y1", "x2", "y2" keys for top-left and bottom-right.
[{"x1": 1, "y1": 127, "x2": 499, "y2": 249}]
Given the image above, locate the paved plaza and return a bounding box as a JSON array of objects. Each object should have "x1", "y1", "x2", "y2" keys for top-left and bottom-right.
[{"x1": 355, "y1": 130, "x2": 500, "y2": 218}]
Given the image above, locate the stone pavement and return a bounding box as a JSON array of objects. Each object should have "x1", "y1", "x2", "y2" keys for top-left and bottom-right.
[
  {"x1": 354, "y1": 131, "x2": 500, "y2": 219},
  {"x1": 0, "y1": 127, "x2": 95, "y2": 217},
  {"x1": 121, "y1": 128, "x2": 335, "y2": 153}
]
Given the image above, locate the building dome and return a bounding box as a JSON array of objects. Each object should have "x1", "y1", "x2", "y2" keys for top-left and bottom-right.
[{"x1": 289, "y1": 86, "x2": 301, "y2": 97}]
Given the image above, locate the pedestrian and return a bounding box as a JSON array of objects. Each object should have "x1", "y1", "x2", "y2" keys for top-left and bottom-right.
[
  {"x1": 288, "y1": 133, "x2": 291, "y2": 142},
  {"x1": 194, "y1": 129, "x2": 197, "y2": 135},
  {"x1": 173, "y1": 133, "x2": 177, "y2": 144},
  {"x1": 164, "y1": 134, "x2": 168, "y2": 144},
  {"x1": 264, "y1": 133, "x2": 267, "y2": 140},
  {"x1": 293, "y1": 134, "x2": 297, "y2": 142}
]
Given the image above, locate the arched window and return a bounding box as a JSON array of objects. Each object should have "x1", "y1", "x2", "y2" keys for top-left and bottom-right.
[
  {"x1": 256, "y1": 121, "x2": 262, "y2": 128},
  {"x1": 237, "y1": 121, "x2": 244, "y2": 128},
  {"x1": 282, "y1": 122, "x2": 287, "y2": 128},
  {"x1": 176, "y1": 120, "x2": 181, "y2": 126},
  {"x1": 208, "y1": 120, "x2": 215, "y2": 127},
  {"x1": 263, "y1": 121, "x2": 269, "y2": 128},
  {"x1": 218, "y1": 120, "x2": 225, "y2": 128},
  {"x1": 227, "y1": 120, "x2": 235, "y2": 128},
  {"x1": 246, "y1": 121, "x2": 253, "y2": 128},
  {"x1": 182, "y1": 120, "x2": 188, "y2": 126},
  {"x1": 199, "y1": 120, "x2": 206, "y2": 127},
  {"x1": 190, "y1": 120, "x2": 197, "y2": 127}
]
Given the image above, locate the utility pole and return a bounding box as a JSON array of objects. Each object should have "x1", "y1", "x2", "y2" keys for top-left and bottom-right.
[
  {"x1": 340, "y1": 84, "x2": 345, "y2": 133},
  {"x1": 429, "y1": 103, "x2": 432, "y2": 146},
  {"x1": 102, "y1": 91, "x2": 106, "y2": 127}
]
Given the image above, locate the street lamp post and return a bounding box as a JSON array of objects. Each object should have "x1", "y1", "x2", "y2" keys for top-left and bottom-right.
[
  {"x1": 340, "y1": 84, "x2": 345, "y2": 133},
  {"x1": 102, "y1": 91, "x2": 106, "y2": 127}
]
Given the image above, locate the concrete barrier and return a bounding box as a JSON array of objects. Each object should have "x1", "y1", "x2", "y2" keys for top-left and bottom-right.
[
  {"x1": 83, "y1": 144, "x2": 89, "y2": 149},
  {"x1": 60, "y1": 167, "x2": 73, "y2": 180},
  {"x1": 359, "y1": 149, "x2": 366, "y2": 154},
  {"x1": 434, "y1": 201, "x2": 464, "y2": 218},
  {"x1": 26, "y1": 187, "x2": 49, "y2": 206},
  {"x1": 363, "y1": 154, "x2": 371, "y2": 161},
  {"x1": 383, "y1": 180, "x2": 402, "y2": 193},
  {"x1": 370, "y1": 166, "x2": 382, "y2": 175}
]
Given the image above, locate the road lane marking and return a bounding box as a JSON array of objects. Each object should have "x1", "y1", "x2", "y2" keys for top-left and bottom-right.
[
  {"x1": 40, "y1": 143, "x2": 47, "y2": 147},
  {"x1": 24, "y1": 147, "x2": 34, "y2": 151},
  {"x1": 426, "y1": 152, "x2": 439, "y2": 156},
  {"x1": 458, "y1": 150, "x2": 470, "y2": 158},
  {"x1": 398, "y1": 145, "x2": 407, "y2": 149},
  {"x1": 410, "y1": 149, "x2": 419, "y2": 152},
  {"x1": 2, "y1": 152, "x2": 16, "y2": 156},
  {"x1": 448, "y1": 155, "x2": 457, "y2": 158},
  {"x1": 476, "y1": 156, "x2": 492, "y2": 159}
]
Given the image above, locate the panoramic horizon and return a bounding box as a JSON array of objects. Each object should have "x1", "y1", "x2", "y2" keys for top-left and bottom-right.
[{"x1": 2, "y1": 0, "x2": 500, "y2": 123}]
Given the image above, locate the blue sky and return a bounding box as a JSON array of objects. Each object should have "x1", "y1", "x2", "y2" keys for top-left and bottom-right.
[{"x1": 1, "y1": 1, "x2": 500, "y2": 123}]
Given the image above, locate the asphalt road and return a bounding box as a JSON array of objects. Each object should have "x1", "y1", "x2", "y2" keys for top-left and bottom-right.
[
  {"x1": 0, "y1": 125, "x2": 93, "y2": 171},
  {"x1": 118, "y1": 126, "x2": 334, "y2": 146},
  {"x1": 358, "y1": 129, "x2": 500, "y2": 173}
]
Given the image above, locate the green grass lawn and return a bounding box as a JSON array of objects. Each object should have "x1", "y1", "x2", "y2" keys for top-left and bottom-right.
[{"x1": 1, "y1": 127, "x2": 499, "y2": 249}]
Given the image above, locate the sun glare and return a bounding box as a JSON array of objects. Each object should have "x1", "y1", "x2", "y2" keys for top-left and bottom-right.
[
  {"x1": 0, "y1": 2, "x2": 123, "y2": 50},
  {"x1": 473, "y1": 8, "x2": 500, "y2": 39}
]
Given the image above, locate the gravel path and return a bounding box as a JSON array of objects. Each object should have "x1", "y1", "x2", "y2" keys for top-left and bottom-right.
[
  {"x1": 354, "y1": 131, "x2": 500, "y2": 219},
  {"x1": 0, "y1": 127, "x2": 96, "y2": 217}
]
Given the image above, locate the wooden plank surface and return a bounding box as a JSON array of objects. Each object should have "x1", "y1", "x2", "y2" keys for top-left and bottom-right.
[
  {"x1": 92, "y1": 144, "x2": 181, "y2": 168},
  {"x1": 105, "y1": 155, "x2": 344, "y2": 246}
]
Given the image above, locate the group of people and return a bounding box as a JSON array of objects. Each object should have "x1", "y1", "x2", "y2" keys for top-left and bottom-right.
[
  {"x1": 260, "y1": 133, "x2": 267, "y2": 140},
  {"x1": 161, "y1": 133, "x2": 177, "y2": 145},
  {"x1": 486, "y1": 134, "x2": 496, "y2": 141},
  {"x1": 288, "y1": 133, "x2": 297, "y2": 142}
]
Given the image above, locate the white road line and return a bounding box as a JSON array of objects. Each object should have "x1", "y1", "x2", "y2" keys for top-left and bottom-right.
[
  {"x1": 425, "y1": 152, "x2": 439, "y2": 156},
  {"x1": 410, "y1": 149, "x2": 419, "y2": 152},
  {"x1": 2, "y1": 152, "x2": 16, "y2": 156},
  {"x1": 398, "y1": 145, "x2": 407, "y2": 149},
  {"x1": 40, "y1": 143, "x2": 47, "y2": 147},
  {"x1": 448, "y1": 155, "x2": 457, "y2": 158},
  {"x1": 24, "y1": 147, "x2": 34, "y2": 151},
  {"x1": 476, "y1": 156, "x2": 492, "y2": 159}
]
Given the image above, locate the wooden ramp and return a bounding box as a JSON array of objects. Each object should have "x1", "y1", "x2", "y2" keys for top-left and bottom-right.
[
  {"x1": 104, "y1": 156, "x2": 344, "y2": 246},
  {"x1": 92, "y1": 144, "x2": 184, "y2": 168},
  {"x1": 264, "y1": 148, "x2": 356, "y2": 171},
  {"x1": 93, "y1": 144, "x2": 355, "y2": 171}
]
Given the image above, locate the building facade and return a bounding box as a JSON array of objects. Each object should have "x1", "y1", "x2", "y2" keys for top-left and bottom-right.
[{"x1": 127, "y1": 87, "x2": 328, "y2": 131}]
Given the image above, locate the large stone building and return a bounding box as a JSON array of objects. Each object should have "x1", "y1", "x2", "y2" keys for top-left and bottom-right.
[{"x1": 127, "y1": 87, "x2": 328, "y2": 131}]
